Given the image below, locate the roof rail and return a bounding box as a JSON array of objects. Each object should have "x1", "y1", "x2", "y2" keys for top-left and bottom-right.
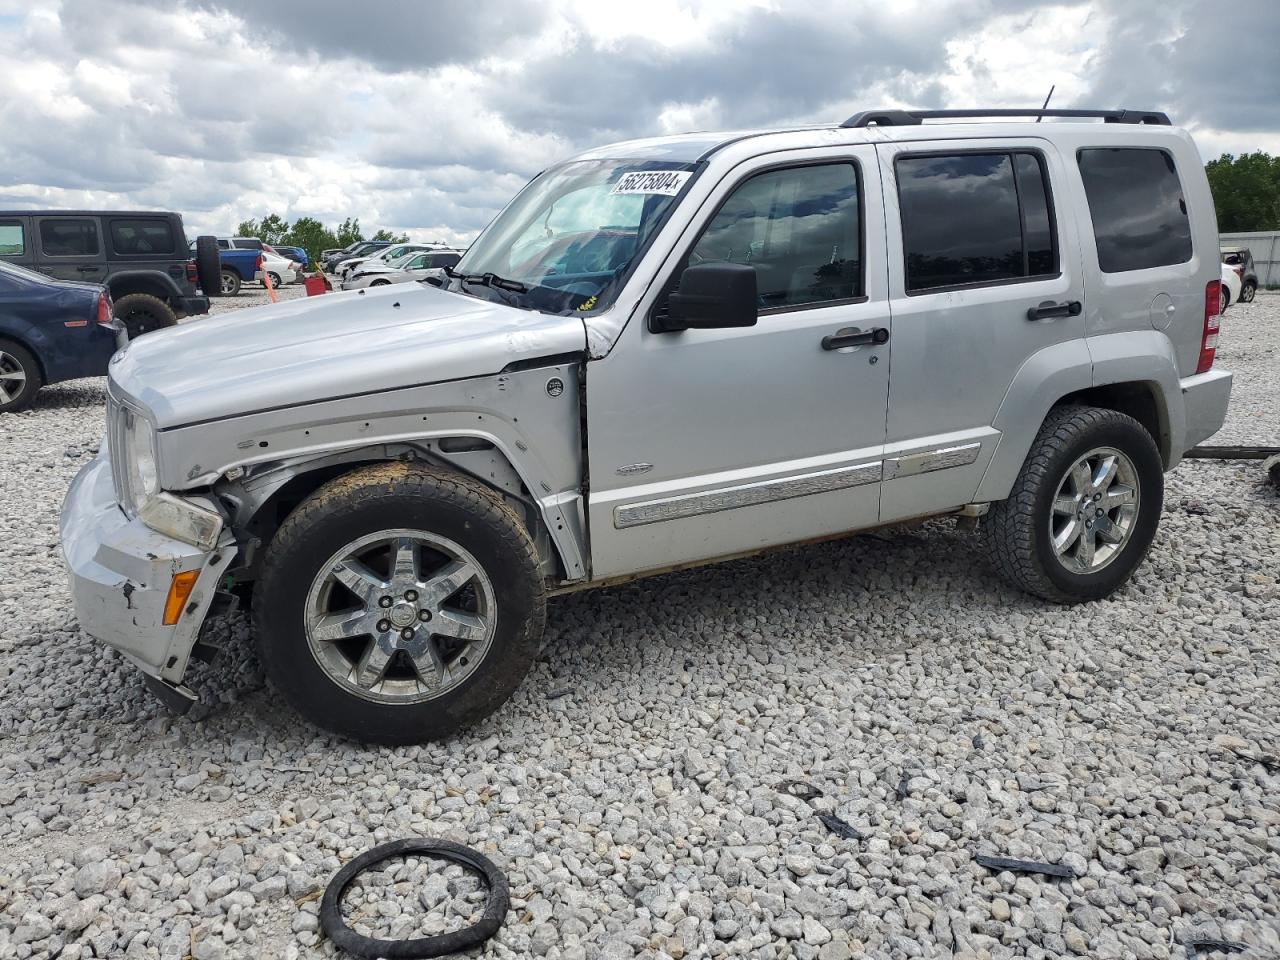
[{"x1": 840, "y1": 108, "x2": 1172, "y2": 128}]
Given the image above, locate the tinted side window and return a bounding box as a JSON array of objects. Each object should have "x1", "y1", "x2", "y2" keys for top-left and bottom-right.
[
  {"x1": 430, "y1": 253, "x2": 461, "y2": 269},
  {"x1": 688, "y1": 163, "x2": 862, "y2": 310},
  {"x1": 0, "y1": 220, "x2": 23, "y2": 256},
  {"x1": 897, "y1": 152, "x2": 1058, "y2": 293},
  {"x1": 110, "y1": 219, "x2": 176, "y2": 256},
  {"x1": 1078, "y1": 148, "x2": 1192, "y2": 273},
  {"x1": 39, "y1": 218, "x2": 100, "y2": 257}
]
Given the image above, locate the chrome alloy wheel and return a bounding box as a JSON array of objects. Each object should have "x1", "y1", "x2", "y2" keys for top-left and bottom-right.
[
  {"x1": 0, "y1": 351, "x2": 26, "y2": 404},
  {"x1": 1049, "y1": 446, "x2": 1140, "y2": 573},
  {"x1": 304, "y1": 529, "x2": 496, "y2": 704}
]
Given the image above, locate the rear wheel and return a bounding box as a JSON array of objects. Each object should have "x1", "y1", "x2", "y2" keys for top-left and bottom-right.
[
  {"x1": 0, "y1": 339, "x2": 42, "y2": 413},
  {"x1": 981, "y1": 406, "x2": 1163, "y2": 603},
  {"x1": 254, "y1": 463, "x2": 546, "y2": 744},
  {"x1": 1221, "y1": 286, "x2": 1230, "y2": 313},
  {"x1": 113, "y1": 293, "x2": 177, "y2": 339},
  {"x1": 267, "y1": 271, "x2": 282, "y2": 288},
  {"x1": 1241, "y1": 281, "x2": 1256, "y2": 303},
  {"x1": 219, "y1": 270, "x2": 241, "y2": 296}
]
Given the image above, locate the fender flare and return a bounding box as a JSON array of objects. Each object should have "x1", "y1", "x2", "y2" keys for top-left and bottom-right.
[
  {"x1": 106, "y1": 269, "x2": 184, "y2": 303},
  {"x1": 974, "y1": 332, "x2": 1184, "y2": 502}
]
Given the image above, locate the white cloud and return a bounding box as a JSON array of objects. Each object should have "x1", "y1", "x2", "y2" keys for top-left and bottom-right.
[{"x1": 0, "y1": 0, "x2": 1273, "y2": 242}]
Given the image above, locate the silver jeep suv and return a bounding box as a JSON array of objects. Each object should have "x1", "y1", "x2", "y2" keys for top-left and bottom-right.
[{"x1": 61, "y1": 107, "x2": 1232, "y2": 743}]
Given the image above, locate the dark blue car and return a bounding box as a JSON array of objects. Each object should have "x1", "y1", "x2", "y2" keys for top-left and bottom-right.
[{"x1": 0, "y1": 259, "x2": 118, "y2": 412}]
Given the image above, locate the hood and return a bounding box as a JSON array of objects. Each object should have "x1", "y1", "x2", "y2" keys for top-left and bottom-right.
[
  {"x1": 353, "y1": 260, "x2": 397, "y2": 275},
  {"x1": 110, "y1": 283, "x2": 587, "y2": 428}
]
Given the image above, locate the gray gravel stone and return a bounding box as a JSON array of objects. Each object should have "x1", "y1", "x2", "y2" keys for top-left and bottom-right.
[{"x1": 0, "y1": 291, "x2": 1276, "y2": 956}]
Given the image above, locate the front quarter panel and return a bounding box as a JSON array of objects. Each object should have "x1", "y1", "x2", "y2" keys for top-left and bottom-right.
[{"x1": 158, "y1": 365, "x2": 589, "y2": 581}]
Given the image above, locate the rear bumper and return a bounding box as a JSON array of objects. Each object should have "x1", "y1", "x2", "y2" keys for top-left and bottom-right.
[
  {"x1": 60, "y1": 453, "x2": 235, "y2": 684},
  {"x1": 177, "y1": 295, "x2": 210, "y2": 317},
  {"x1": 1179, "y1": 368, "x2": 1233, "y2": 453}
]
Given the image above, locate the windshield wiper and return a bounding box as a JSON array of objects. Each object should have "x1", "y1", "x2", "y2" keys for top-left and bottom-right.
[{"x1": 444, "y1": 265, "x2": 527, "y2": 293}]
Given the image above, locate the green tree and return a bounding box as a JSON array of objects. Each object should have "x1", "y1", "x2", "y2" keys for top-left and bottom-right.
[
  {"x1": 1206, "y1": 152, "x2": 1280, "y2": 232},
  {"x1": 372, "y1": 228, "x2": 410, "y2": 243},
  {"x1": 282, "y1": 216, "x2": 336, "y2": 265},
  {"x1": 234, "y1": 217, "x2": 260, "y2": 239},
  {"x1": 257, "y1": 214, "x2": 291, "y2": 245},
  {"x1": 335, "y1": 218, "x2": 363, "y2": 247}
]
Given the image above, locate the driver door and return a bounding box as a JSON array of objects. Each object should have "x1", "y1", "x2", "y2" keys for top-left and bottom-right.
[{"x1": 585, "y1": 146, "x2": 891, "y2": 579}]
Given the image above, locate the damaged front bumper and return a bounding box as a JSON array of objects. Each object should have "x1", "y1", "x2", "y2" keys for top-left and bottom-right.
[{"x1": 60, "y1": 452, "x2": 236, "y2": 708}]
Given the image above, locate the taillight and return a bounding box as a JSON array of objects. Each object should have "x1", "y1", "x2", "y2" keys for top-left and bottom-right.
[
  {"x1": 256, "y1": 254, "x2": 264, "y2": 271},
  {"x1": 1233, "y1": 265, "x2": 1244, "y2": 280},
  {"x1": 96, "y1": 293, "x2": 113, "y2": 327},
  {"x1": 186, "y1": 261, "x2": 198, "y2": 283},
  {"x1": 1197, "y1": 280, "x2": 1220, "y2": 374}
]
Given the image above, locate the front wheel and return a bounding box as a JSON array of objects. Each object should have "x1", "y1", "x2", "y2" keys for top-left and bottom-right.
[
  {"x1": 1221, "y1": 287, "x2": 1230, "y2": 314},
  {"x1": 981, "y1": 406, "x2": 1163, "y2": 603},
  {"x1": 1241, "y1": 281, "x2": 1256, "y2": 303},
  {"x1": 254, "y1": 463, "x2": 546, "y2": 744}
]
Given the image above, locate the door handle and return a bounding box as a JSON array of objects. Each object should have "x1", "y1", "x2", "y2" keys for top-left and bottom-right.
[
  {"x1": 821, "y1": 327, "x2": 889, "y2": 351},
  {"x1": 1027, "y1": 300, "x2": 1081, "y2": 321},
  {"x1": 76, "y1": 265, "x2": 102, "y2": 272}
]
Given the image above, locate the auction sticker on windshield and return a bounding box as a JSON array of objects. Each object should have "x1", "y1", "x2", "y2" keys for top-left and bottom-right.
[{"x1": 611, "y1": 170, "x2": 692, "y2": 196}]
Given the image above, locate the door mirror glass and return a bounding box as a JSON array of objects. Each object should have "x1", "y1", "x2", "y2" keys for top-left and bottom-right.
[{"x1": 663, "y1": 262, "x2": 758, "y2": 331}]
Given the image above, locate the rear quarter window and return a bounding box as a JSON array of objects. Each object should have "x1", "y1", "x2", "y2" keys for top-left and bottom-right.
[
  {"x1": 0, "y1": 220, "x2": 24, "y2": 256},
  {"x1": 110, "y1": 219, "x2": 176, "y2": 256},
  {"x1": 1077, "y1": 148, "x2": 1192, "y2": 273}
]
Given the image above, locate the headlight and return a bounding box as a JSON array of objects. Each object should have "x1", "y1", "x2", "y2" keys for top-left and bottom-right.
[
  {"x1": 119, "y1": 406, "x2": 159, "y2": 516},
  {"x1": 138, "y1": 493, "x2": 224, "y2": 550}
]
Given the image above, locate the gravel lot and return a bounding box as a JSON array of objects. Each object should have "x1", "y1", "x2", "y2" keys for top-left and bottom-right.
[{"x1": 0, "y1": 291, "x2": 1277, "y2": 960}]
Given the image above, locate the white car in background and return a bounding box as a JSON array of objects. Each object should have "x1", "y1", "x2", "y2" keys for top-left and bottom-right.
[
  {"x1": 340, "y1": 249, "x2": 463, "y2": 290},
  {"x1": 1220, "y1": 262, "x2": 1242, "y2": 312},
  {"x1": 337, "y1": 242, "x2": 454, "y2": 280},
  {"x1": 260, "y1": 245, "x2": 303, "y2": 287}
]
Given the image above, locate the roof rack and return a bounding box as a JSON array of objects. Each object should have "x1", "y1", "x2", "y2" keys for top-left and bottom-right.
[{"x1": 840, "y1": 108, "x2": 1172, "y2": 128}]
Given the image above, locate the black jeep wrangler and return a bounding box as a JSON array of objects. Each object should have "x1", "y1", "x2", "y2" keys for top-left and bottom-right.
[{"x1": 0, "y1": 210, "x2": 217, "y2": 337}]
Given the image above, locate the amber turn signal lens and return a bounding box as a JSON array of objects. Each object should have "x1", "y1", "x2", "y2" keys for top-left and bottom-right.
[{"x1": 163, "y1": 570, "x2": 200, "y2": 625}]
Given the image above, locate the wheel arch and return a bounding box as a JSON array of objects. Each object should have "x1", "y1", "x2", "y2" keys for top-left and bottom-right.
[
  {"x1": 107, "y1": 271, "x2": 181, "y2": 305},
  {"x1": 0, "y1": 327, "x2": 49, "y2": 381},
  {"x1": 974, "y1": 334, "x2": 1183, "y2": 503},
  {"x1": 222, "y1": 437, "x2": 585, "y2": 586}
]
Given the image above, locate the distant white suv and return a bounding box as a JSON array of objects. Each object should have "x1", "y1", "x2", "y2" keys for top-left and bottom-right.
[{"x1": 63, "y1": 107, "x2": 1231, "y2": 743}]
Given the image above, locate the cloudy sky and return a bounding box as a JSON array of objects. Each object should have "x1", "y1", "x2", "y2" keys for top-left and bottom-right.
[{"x1": 0, "y1": 0, "x2": 1274, "y2": 244}]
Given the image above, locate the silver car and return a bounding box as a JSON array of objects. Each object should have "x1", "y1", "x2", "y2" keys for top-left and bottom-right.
[
  {"x1": 340, "y1": 249, "x2": 463, "y2": 290},
  {"x1": 62, "y1": 107, "x2": 1232, "y2": 743}
]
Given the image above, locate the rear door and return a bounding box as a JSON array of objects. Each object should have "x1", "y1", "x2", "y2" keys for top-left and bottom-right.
[
  {"x1": 876, "y1": 138, "x2": 1087, "y2": 522},
  {"x1": 34, "y1": 215, "x2": 106, "y2": 282}
]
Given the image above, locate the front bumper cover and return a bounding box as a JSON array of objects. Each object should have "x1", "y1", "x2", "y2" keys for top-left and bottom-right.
[{"x1": 60, "y1": 452, "x2": 236, "y2": 688}]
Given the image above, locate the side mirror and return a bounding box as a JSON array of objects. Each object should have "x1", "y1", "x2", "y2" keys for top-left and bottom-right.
[{"x1": 661, "y1": 262, "x2": 758, "y2": 331}]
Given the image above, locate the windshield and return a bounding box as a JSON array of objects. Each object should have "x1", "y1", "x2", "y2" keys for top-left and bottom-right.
[{"x1": 450, "y1": 158, "x2": 698, "y2": 314}]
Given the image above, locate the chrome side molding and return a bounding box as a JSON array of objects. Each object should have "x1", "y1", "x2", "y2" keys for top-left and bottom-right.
[
  {"x1": 883, "y1": 442, "x2": 982, "y2": 480},
  {"x1": 614, "y1": 461, "x2": 881, "y2": 529}
]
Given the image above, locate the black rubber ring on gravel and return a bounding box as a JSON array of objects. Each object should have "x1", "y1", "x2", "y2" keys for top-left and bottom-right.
[{"x1": 320, "y1": 838, "x2": 509, "y2": 958}]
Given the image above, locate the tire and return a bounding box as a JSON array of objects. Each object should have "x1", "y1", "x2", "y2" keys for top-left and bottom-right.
[
  {"x1": 0, "y1": 339, "x2": 42, "y2": 413},
  {"x1": 219, "y1": 269, "x2": 241, "y2": 297},
  {"x1": 370, "y1": 278, "x2": 391, "y2": 286},
  {"x1": 267, "y1": 272, "x2": 282, "y2": 288},
  {"x1": 113, "y1": 292, "x2": 177, "y2": 339},
  {"x1": 1241, "y1": 281, "x2": 1256, "y2": 303},
  {"x1": 254, "y1": 463, "x2": 546, "y2": 744},
  {"x1": 980, "y1": 405, "x2": 1163, "y2": 603},
  {"x1": 195, "y1": 236, "x2": 221, "y2": 296},
  {"x1": 1221, "y1": 287, "x2": 1230, "y2": 313}
]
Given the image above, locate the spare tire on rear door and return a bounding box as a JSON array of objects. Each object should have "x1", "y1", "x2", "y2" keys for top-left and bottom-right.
[{"x1": 195, "y1": 236, "x2": 222, "y2": 297}]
